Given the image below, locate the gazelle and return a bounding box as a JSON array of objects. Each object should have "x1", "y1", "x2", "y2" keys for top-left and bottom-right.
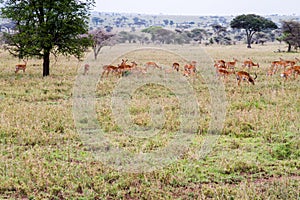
[
  {"x1": 215, "y1": 59, "x2": 226, "y2": 68},
  {"x1": 217, "y1": 68, "x2": 235, "y2": 82},
  {"x1": 292, "y1": 65, "x2": 300, "y2": 71},
  {"x1": 293, "y1": 68, "x2": 300, "y2": 79},
  {"x1": 271, "y1": 60, "x2": 286, "y2": 74},
  {"x1": 101, "y1": 65, "x2": 119, "y2": 77},
  {"x1": 144, "y1": 61, "x2": 161, "y2": 70},
  {"x1": 172, "y1": 62, "x2": 180, "y2": 72},
  {"x1": 183, "y1": 61, "x2": 197, "y2": 76},
  {"x1": 242, "y1": 58, "x2": 259, "y2": 71},
  {"x1": 271, "y1": 60, "x2": 281, "y2": 68},
  {"x1": 291, "y1": 65, "x2": 300, "y2": 79},
  {"x1": 226, "y1": 58, "x2": 238, "y2": 70},
  {"x1": 214, "y1": 63, "x2": 227, "y2": 69},
  {"x1": 15, "y1": 60, "x2": 27, "y2": 73},
  {"x1": 266, "y1": 67, "x2": 276, "y2": 77},
  {"x1": 278, "y1": 58, "x2": 296, "y2": 71},
  {"x1": 280, "y1": 68, "x2": 294, "y2": 81},
  {"x1": 118, "y1": 60, "x2": 138, "y2": 76},
  {"x1": 83, "y1": 64, "x2": 90, "y2": 75},
  {"x1": 236, "y1": 71, "x2": 257, "y2": 86}
]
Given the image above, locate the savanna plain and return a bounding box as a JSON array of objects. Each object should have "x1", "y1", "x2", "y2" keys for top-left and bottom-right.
[{"x1": 0, "y1": 43, "x2": 299, "y2": 199}]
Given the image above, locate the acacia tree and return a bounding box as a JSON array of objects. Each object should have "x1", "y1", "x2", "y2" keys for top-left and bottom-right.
[
  {"x1": 190, "y1": 28, "x2": 207, "y2": 44},
  {"x1": 88, "y1": 29, "x2": 115, "y2": 60},
  {"x1": 0, "y1": 0, "x2": 94, "y2": 76},
  {"x1": 280, "y1": 20, "x2": 300, "y2": 52},
  {"x1": 230, "y1": 14, "x2": 277, "y2": 48}
]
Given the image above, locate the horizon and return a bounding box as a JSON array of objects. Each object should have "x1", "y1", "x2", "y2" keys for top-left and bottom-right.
[
  {"x1": 91, "y1": 10, "x2": 300, "y2": 17},
  {"x1": 93, "y1": 0, "x2": 300, "y2": 16}
]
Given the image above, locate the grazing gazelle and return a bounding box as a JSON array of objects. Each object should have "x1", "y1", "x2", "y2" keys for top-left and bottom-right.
[
  {"x1": 217, "y1": 68, "x2": 235, "y2": 82},
  {"x1": 183, "y1": 62, "x2": 197, "y2": 77},
  {"x1": 215, "y1": 59, "x2": 226, "y2": 68},
  {"x1": 280, "y1": 67, "x2": 297, "y2": 81},
  {"x1": 293, "y1": 68, "x2": 300, "y2": 79},
  {"x1": 144, "y1": 61, "x2": 161, "y2": 70},
  {"x1": 236, "y1": 71, "x2": 257, "y2": 86}
]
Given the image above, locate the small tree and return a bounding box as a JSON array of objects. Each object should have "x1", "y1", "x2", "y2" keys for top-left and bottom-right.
[
  {"x1": 211, "y1": 24, "x2": 227, "y2": 37},
  {"x1": 1, "y1": 0, "x2": 94, "y2": 76},
  {"x1": 88, "y1": 29, "x2": 115, "y2": 60},
  {"x1": 190, "y1": 28, "x2": 207, "y2": 44},
  {"x1": 230, "y1": 14, "x2": 277, "y2": 48}
]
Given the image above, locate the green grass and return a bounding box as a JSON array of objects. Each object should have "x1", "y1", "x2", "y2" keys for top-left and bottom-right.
[{"x1": 0, "y1": 43, "x2": 299, "y2": 199}]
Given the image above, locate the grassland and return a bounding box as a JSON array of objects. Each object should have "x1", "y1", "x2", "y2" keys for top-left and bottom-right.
[{"x1": 0, "y1": 43, "x2": 299, "y2": 199}]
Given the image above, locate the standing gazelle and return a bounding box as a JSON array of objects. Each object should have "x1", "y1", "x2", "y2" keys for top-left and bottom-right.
[
  {"x1": 242, "y1": 58, "x2": 259, "y2": 71},
  {"x1": 15, "y1": 60, "x2": 27, "y2": 73}
]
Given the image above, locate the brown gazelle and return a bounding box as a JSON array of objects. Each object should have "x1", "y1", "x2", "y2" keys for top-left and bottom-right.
[
  {"x1": 236, "y1": 71, "x2": 257, "y2": 86},
  {"x1": 242, "y1": 58, "x2": 259, "y2": 71},
  {"x1": 270, "y1": 60, "x2": 286, "y2": 74},
  {"x1": 83, "y1": 64, "x2": 90, "y2": 75},
  {"x1": 101, "y1": 65, "x2": 119, "y2": 77},
  {"x1": 292, "y1": 65, "x2": 300, "y2": 72},
  {"x1": 172, "y1": 62, "x2": 180, "y2": 72},
  {"x1": 266, "y1": 67, "x2": 276, "y2": 77},
  {"x1": 15, "y1": 60, "x2": 27, "y2": 73},
  {"x1": 215, "y1": 59, "x2": 226, "y2": 68},
  {"x1": 217, "y1": 68, "x2": 235, "y2": 82},
  {"x1": 280, "y1": 68, "x2": 294, "y2": 81},
  {"x1": 183, "y1": 61, "x2": 197, "y2": 76},
  {"x1": 280, "y1": 66, "x2": 300, "y2": 80},
  {"x1": 144, "y1": 61, "x2": 161, "y2": 70},
  {"x1": 293, "y1": 68, "x2": 300, "y2": 79},
  {"x1": 116, "y1": 59, "x2": 137, "y2": 76},
  {"x1": 271, "y1": 60, "x2": 282, "y2": 68},
  {"x1": 226, "y1": 58, "x2": 238, "y2": 70},
  {"x1": 279, "y1": 57, "x2": 298, "y2": 68}
]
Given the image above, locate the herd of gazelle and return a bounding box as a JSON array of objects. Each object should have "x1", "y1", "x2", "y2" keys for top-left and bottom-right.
[
  {"x1": 270, "y1": 57, "x2": 300, "y2": 80},
  {"x1": 215, "y1": 58, "x2": 258, "y2": 85},
  {"x1": 14, "y1": 56, "x2": 300, "y2": 84},
  {"x1": 96, "y1": 57, "x2": 299, "y2": 85},
  {"x1": 98, "y1": 59, "x2": 196, "y2": 78},
  {"x1": 214, "y1": 57, "x2": 300, "y2": 85},
  {"x1": 100, "y1": 59, "x2": 159, "y2": 78}
]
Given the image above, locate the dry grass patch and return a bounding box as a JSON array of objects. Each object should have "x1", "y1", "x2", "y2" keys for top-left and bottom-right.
[{"x1": 0, "y1": 43, "x2": 299, "y2": 199}]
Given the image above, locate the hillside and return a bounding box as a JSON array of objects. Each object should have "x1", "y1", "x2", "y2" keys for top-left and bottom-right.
[
  {"x1": 89, "y1": 11, "x2": 300, "y2": 31},
  {"x1": 1, "y1": 11, "x2": 299, "y2": 33}
]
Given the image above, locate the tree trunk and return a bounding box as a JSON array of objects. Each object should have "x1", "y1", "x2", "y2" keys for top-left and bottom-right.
[
  {"x1": 287, "y1": 43, "x2": 292, "y2": 52},
  {"x1": 247, "y1": 36, "x2": 252, "y2": 48},
  {"x1": 246, "y1": 31, "x2": 255, "y2": 48},
  {"x1": 43, "y1": 50, "x2": 50, "y2": 76},
  {"x1": 93, "y1": 46, "x2": 98, "y2": 60}
]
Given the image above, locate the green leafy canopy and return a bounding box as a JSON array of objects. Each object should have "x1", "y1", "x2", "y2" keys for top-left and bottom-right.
[
  {"x1": 230, "y1": 14, "x2": 277, "y2": 32},
  {"x1": 0, "y1": 0, "x2": 95, "y2": 76}
]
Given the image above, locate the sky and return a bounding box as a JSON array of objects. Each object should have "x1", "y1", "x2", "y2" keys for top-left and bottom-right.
[{"x1": 93, "y1": 0, "x2": 300, "y2": 16}]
